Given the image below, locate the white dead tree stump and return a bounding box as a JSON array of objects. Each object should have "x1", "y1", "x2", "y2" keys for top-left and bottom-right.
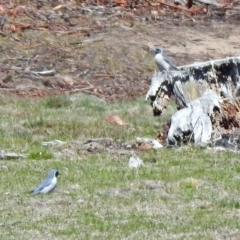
[
  {"x1": 168, "y1": 90, "x2": 222, "y2": 146},
  {"x1": 146, "y1": 57, "x2": 240, "y2": 146}
]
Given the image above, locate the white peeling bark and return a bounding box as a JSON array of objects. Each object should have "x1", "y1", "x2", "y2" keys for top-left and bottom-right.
[
  {"x1": 146, "y1": 56, "x2": 240, "y2": 146},
  {"x1": 167, "y1": 90, "x2": 221, "y2": 146},
  {"x1": 146, "y1": 56, "x2": 240, "y2": 116}
]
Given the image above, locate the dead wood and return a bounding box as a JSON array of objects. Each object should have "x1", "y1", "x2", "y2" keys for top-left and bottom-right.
[
  {"x1": 31, "y1": 69, "x2": 56, "y2": 76},
  {"x1": 167, "y1": 89, "x2": 221, "y2": 146},
  {"x1": 146, "y1": 56, "x2": 240, "y2": 146},
  {"x1": 195, "y1": 0, "x2": 223, "y2": 7}
]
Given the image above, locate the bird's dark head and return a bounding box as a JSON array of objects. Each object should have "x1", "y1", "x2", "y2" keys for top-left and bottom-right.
[
  {"x1": 55, "y1": 170, "x2": 61, "y2": 177},
  {"x1": 49, "y1": 169, "x2": 61, "y2": 177},
  {"x1": 154, "y1": 47, "x2": 162, "y2": 54}
]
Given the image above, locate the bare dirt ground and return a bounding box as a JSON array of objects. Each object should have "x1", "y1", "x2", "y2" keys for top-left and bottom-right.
[{"x1": 0, "y1": 1, "x2": 240, "y2": 102}]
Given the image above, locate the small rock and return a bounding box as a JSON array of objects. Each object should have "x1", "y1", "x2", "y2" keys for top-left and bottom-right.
[
  {"x1": 148, "y1": 157, "x2": 157, "y2": 163},
  {"x1": 152, "y1": 140, "x2": 163, "y2": 149},
  {"x1": 77, "y1": 199, "x2": 85, "y2": 204},
  {"x1": 128, "y1": 156, "x2": 144, "y2": 169},
  {"x1": 126, "y1": 144, "x2": 132, "y2": 150}
]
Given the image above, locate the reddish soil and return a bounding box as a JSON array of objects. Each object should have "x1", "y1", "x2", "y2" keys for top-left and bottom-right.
[{"x1": 0, "y1": 0, "x2": 240, "y2": 102}]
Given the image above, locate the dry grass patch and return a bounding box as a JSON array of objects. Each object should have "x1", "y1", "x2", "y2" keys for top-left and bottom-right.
[{"x1": 0, "y1": 95, "x2": 240, "y2": 239}]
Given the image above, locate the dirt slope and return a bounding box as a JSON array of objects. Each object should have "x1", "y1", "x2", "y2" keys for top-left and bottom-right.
[{"x1": 0, "y1": 1, "x2": 239, "y2": 101}]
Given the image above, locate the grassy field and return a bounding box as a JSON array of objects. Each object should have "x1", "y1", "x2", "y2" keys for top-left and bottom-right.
[{"x1": 1, "y1": 94, "x2": 240, "y2": 239}]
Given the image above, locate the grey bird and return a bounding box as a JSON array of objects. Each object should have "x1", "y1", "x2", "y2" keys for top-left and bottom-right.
[
  {"x1": 30, "y1": 169, "x2": 61, "y2": 195},
  {"x1": 154, "y1": 47, "x2": 178, "y2": 71}
]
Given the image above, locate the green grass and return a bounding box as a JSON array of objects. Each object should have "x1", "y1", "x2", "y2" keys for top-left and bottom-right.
[
  {"x1": 0, "y1": 93, "x2": 165, "y2": 149},
  {"x1": 0, "y1": 94, "x2": 240, "y2": 239}
]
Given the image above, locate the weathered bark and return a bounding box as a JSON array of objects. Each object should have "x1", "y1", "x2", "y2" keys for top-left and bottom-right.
[
  {"x1": 168, "y1": 90, "x2": 221, "y2": 146},
  {"x1": 146, "y1": 56, "x2": 240, "y2": 146}
]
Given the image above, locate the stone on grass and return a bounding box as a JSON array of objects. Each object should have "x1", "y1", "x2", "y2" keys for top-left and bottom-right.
[
  {"x1": 128, "y1": 156, "x2": 144, "y2": 169},
  {"x1": 152, "y1": 140, "x2": 163, "y2": 149}
]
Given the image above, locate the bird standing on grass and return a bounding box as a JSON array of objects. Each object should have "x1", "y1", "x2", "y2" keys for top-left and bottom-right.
[
  {"x1": 30, "y1": 169, "x2": 61, "y2": 195},
  {"x1": 154, "y1": 47, "x2": 178, "y2": 71}
]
